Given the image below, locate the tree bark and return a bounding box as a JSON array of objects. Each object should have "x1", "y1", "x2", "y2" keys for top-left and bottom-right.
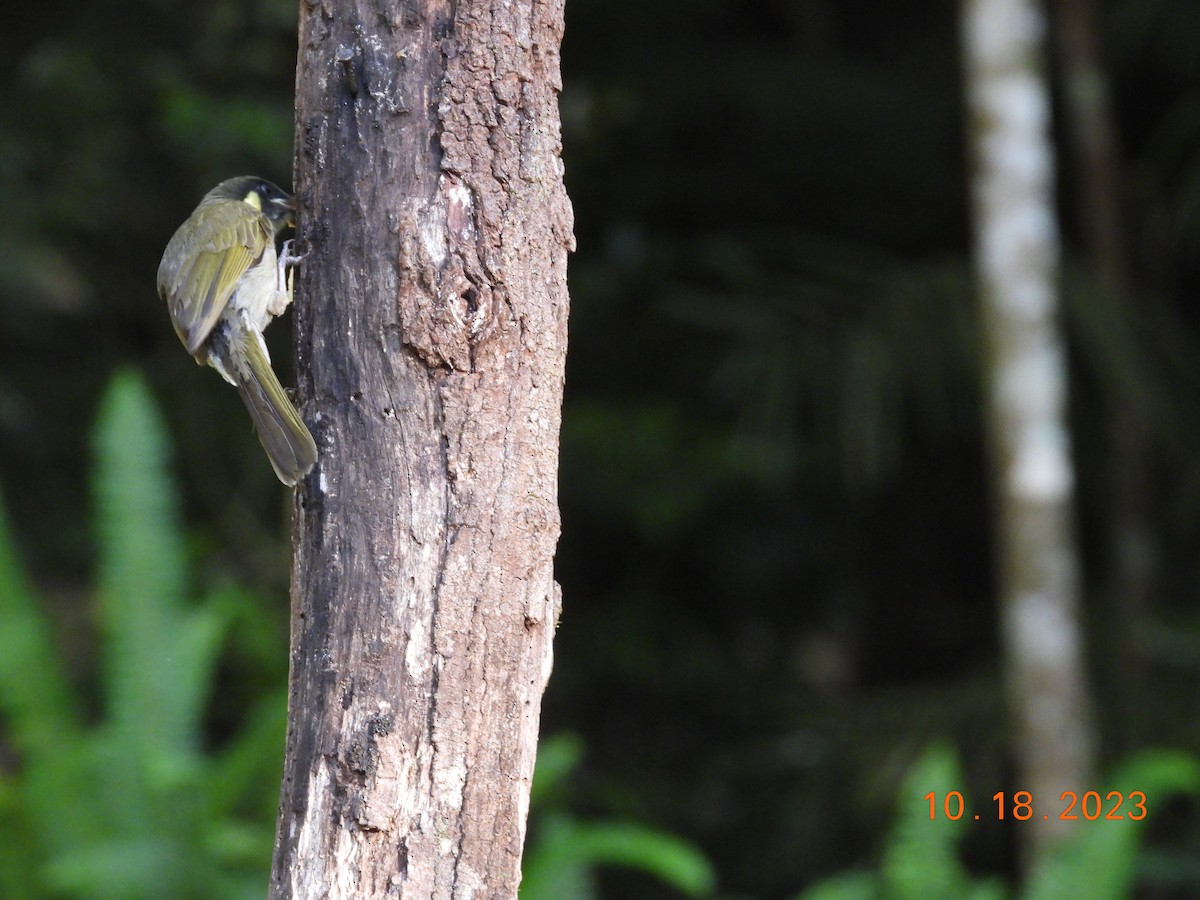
[
  {"x1": 270, "y1": 0, "x2": 572, "y2": 896},
  {"x1": 962, "y1": 0, "x2": 1096, "y2": 869}
]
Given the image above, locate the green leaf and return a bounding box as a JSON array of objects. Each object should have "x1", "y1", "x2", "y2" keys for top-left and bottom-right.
[
  {"x1": 206, "y1": 690, "x2": 288, "y2": 823},
  {"x1": 1023, "y1": 750, "x2": 1200, "y2": 900},
  {"x1": 0, "y1": 482, "x2": 78, "y2": 755},
  {"x1": 531, "y1": 732, "x2": 586, "y2": 804},
  {"x1": 0, "y1": 368, "x2": 284, "y2": 895},
  {"x1": 522, "y1": 814, "x2": 716, "y2": 899},
  {"x1": 521, "y1": 824, "x2": 598, "y2": 900},
  {"x1": 92, "y1": 368, "x2": 193, "y2": 755},
  {"x1": 0, "y1": 774, "x2": 42, "y2": 899},
  {"x1": 880, "y1": 744, "x2": 1006, "y2": 900},
  {"x1": 44, "y1": 837, "x2": 181, "y2": 899},
  {"x1": 796, "y1": 870, "x2": 879, "y2": 900}
]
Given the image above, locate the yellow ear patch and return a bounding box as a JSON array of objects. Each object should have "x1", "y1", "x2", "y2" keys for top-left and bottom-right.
[{"x1": 243, "y1": 190, "x2": 263, "y2": 211}]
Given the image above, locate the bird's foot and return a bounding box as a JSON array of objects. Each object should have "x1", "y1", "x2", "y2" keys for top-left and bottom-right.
[{"x1": 276, "y1": 240, "x2": 309, "y2": 294}]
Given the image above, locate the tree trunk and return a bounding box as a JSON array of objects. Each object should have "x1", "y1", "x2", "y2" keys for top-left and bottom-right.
[
  {"x1": 270, "y1": 0, "x2": 572, "y2": 896},
  {"x1": 962, "y1": 0, "x2": 1096, "y2": 870}
]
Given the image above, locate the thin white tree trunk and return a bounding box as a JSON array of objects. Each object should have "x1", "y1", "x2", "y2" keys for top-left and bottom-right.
[{"x1": 962, "y1": 0, "x2": 1096, "y2": 867}]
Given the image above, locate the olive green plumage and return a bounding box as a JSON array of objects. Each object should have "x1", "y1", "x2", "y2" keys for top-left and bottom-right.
[{"x1": 157, "y1": 176, "x2": 317, "y2": 486}]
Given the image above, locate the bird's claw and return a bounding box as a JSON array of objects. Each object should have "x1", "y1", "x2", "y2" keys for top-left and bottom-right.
[
  {"x1": 276, "y1": 240, "x2": 308, "y2": 294},
  {"x1": 279, "y1": 239, "x2": 309, "y2": 267}
]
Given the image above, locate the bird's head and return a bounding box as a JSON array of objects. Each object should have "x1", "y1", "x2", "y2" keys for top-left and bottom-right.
[{"x1": 206, "y1": 176, "x2": 295, "y2": 234}]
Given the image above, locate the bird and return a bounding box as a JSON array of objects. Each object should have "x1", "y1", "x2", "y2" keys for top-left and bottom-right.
[{"x1": 157, "y1": 176, "x2": 317, "y2": 486}]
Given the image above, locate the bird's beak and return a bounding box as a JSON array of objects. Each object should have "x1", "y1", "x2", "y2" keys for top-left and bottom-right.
[{"x1": 273, "y1": 195, "x2": 297, "y2": 228}]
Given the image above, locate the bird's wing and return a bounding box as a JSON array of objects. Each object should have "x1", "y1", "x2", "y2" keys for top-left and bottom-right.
[{"x1": 157, "y1": 200, "x2": 273, "y2": 357}]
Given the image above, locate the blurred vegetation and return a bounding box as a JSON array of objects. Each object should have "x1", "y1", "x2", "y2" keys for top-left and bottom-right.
[
  {"x1": 0, "y1": 371, "x2": 284, "y2": 899},
  {"x1": 522, "y1": 733, "x2": 716, "y2": 899},
  {"x1": 3, "y1": 0, "x2": 1200, "y2": 896},
  {"x1": 799, "y1": 745, "x2": 1200, "y2": 900}
]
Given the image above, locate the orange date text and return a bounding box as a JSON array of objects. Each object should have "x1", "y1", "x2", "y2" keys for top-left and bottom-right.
[{"x1": 924, "y1": 790, "x2": 1147, "y2": 822}]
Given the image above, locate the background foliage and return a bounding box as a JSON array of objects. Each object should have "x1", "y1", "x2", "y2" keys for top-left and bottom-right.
[{"x1": 3, "y1": 0, "x2": 1200, "y2": 896}]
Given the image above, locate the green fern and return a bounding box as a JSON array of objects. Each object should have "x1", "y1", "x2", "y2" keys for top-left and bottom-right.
[
  {"x1": 798, "y1": 745, "x2": 1200, "y2": 900},
  {"x1": 1024, "y1": 751, "x2": 1200, "y2": 900},
  {"x1": 521, "y1": 733, "x2": 717, "y2": 899},
  {"x1": 0, "y1": 369, "x2": 283, "y2": 899},
  {"x1": 879, "y1": 745, "x2": 1005, "y2": 900}
]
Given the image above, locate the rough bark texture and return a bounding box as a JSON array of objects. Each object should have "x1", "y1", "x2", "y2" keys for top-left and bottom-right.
[
  {"x1": 962, "y1": 0, "x2": 1095, "y2": 869},
  {"x1": 270, "y1": 0, "x2": 572, "y2": 896}
]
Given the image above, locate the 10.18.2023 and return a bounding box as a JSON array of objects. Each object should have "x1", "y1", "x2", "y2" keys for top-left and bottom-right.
[{"x1": 924, "y1": 790, "x2": 1147, "y2": 821}]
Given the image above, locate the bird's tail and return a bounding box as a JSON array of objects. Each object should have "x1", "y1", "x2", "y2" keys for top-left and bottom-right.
[{"x1": 211, "y1": 321, "x2": 317, "y2": 486}]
